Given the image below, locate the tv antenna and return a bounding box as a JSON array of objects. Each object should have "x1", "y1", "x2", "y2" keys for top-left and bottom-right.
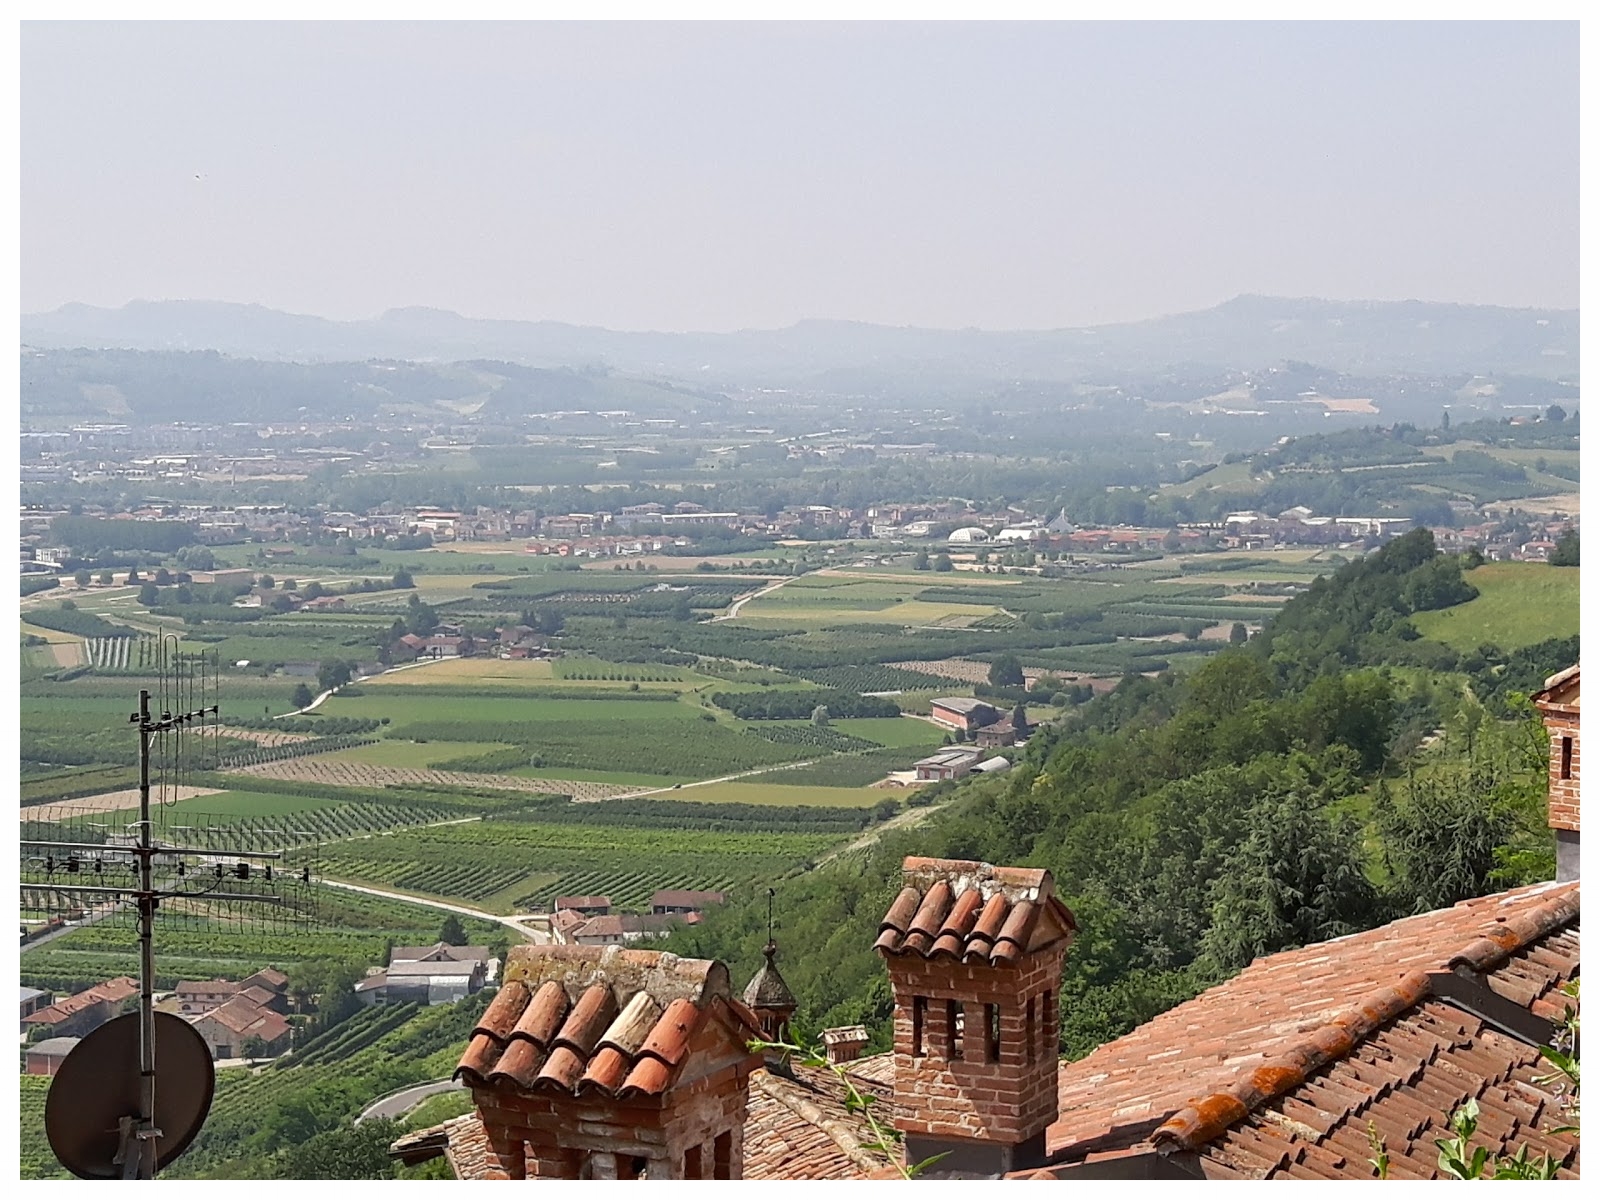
[{"x1": 19, "y1": 644, "x2": 318, "y2": 1178}]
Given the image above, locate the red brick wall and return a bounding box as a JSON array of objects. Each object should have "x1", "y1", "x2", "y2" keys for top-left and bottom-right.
[
  {"x1": 885, "y1": 946, "x2": 1065, "y2": 1146},
  {"x1": 1543, "y1": 709, "x2": 1580, "y2": 833}
]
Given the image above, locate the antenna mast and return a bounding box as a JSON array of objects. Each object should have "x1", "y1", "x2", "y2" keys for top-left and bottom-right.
[{"x1": 20, "y1": 649, "x2": 316, "y2": 1179}]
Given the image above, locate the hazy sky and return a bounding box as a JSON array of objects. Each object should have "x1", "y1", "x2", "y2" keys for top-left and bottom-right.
[{"x1": 21, "y1": 20, "x2": 1579, "y2": 331}]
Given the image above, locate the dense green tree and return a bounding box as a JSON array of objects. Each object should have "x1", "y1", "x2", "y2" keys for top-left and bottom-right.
[
  {"x1": 988, "y1": 654, "x2": 1025, "y2": 688},
  {"x1": 1550, "y1": 528, "x2": 1579, "y2": 567},
  {"x1": 1201, "y1": 775, "x2": 1379, "y2": 970},
  {"x1": 912, "y1": 549, "x2": 930, "y2": 570},
  {"x1": 933, "y1": 553, "x2": 953, "y2": 572},
  {"x1": 73, "y1": 569, "x2": 90, "y2": 588},
  {"x1": 137, "y1": 583, "x2": 160, "y2": 606},
  {"x1": 440, "y1": 914, "x2": 468, "y2": 946},
  {"x1": 317, "y1": 660, "x2": 354, "y2": 693},
  {"x1": 291, "y1": 683, "x2": 315, "y2": 709},
  {"x1": 273, "y1": 1119, "x2": 403, "y2": 1180},
  {"x1": 1229, "y1": 622, "x2": 1248, "y2": 645},
  {"x1": 392, "y1": 568, "x2": 415, "y2": 589}
]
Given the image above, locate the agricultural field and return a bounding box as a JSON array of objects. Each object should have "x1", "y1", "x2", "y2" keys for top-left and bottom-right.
[
  {"x1": 665, "y1": 779, "x2": 896, "y2": 807},
  {"x1": 18, "y1": 887, "x2": 503, "y2": 997},
  {"x1": 1410, "y1": 562, "x2": 1581, "y2": 650},
  {"x1": 302, "y1": 818, "x2": 841, "y2": 914}
]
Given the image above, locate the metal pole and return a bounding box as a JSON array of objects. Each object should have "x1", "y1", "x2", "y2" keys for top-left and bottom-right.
[{"x1": 136, "y1": 688, "x2": 158, "y2": 1180}]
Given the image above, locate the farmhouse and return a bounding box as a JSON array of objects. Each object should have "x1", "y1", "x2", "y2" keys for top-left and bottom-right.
[
  {"x1": 913, "y1": 746, "x2": 981, "y2": 782},
  {"x1": 563, "y1": 913, "x2": 682, "y2": 947},
  {"x1": 22, "y1": 976, "x2": 138, "y2": 1039},
  {"x1": 928, "y1": 697, "x2": 999, "y2": 732},
  {"x1": 24, "y1": 1037, "x2": 80, "y2": 1077},
  {"x1": 20, "y1": 986, "x2": 52, "y2": 1029},
  {"x1": 553, "y1": 896, "x2": 612, "y2": 916},
  {"x1": 357, "y1": 945, "x2": 493, "y2": 1006},
  {"x1": 189, "y1": 996, "x2": 291, "y2": 1060},
  {"x1": 175, "y1": 978, "x2": 240, "y2": 1015},
  {"x1": 651, "y1": 889, "x2": 727, "y2": 916}
]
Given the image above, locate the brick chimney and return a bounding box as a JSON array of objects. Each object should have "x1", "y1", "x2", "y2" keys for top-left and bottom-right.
[
  {"x1": 821, "y1": 1025, "x2": 869, "y2": 1065},
  {"x1": 874, "y1": 856, "x2": 1077, "y2": 1176},
  {"x1": 1532, "y1": 665, "x2": 1580, "y2": 881},
  {"x1": 454, "y1": 945, "x2": 763, "y2": 1179}
]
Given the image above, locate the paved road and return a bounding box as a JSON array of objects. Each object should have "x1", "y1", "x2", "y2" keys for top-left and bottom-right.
[
  {"x1": 357, "y1": 1078, "x2": 465, "y2": 1124},
  {"x1": 19, "y1": 900, "x2": 125, "y2": 954},
  {"x1": 316, "y1": 878, "x2": 549, "y2": 944},
  {"x1": 713, "y1": 574, "x2": 799, "y2": 622}
]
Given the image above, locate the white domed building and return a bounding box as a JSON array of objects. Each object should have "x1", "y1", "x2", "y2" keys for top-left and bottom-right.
[{"x1": 947, "y1": 526, "x2": 991, "y2": 544}]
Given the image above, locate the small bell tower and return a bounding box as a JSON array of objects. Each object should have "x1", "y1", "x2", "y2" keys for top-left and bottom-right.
[{"x1": 742, "y1": 889, "x2": 797, "y2": 1045}]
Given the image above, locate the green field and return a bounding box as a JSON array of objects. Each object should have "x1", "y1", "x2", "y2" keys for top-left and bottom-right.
[
  {"x1": 648, "y1": 780, "x2": 891, "y2": 807},
  {"x1": 1411, "y1": 563, "x2": 1580, "y2": 650},
  {"x1": 305, "y1": 818, "x2": 840, "y2": 914},
  {"x1": 17, "y1": 887, "x2": 503, "y2": 998}
]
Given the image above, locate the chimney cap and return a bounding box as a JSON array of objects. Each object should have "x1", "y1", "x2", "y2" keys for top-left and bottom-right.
[{"x1": 875, "y1": 857, "x2": 1076, "y2": 962}]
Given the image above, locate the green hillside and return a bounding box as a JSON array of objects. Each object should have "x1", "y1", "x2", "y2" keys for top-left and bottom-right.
[{"x1": 1411, "y1": 562, "x2": 1579, "y2": 650}]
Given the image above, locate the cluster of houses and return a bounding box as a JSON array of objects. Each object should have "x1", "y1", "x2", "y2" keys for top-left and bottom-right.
[
  {"x1": 24, "y1": 485, "x2": 1578, "y2": 579},
  {"x1": 547, "y1": 891, "x2": 727, "y2": 947},
  {"x1": 21, "y1": 967, "x2": 293, "y2": 1074}
]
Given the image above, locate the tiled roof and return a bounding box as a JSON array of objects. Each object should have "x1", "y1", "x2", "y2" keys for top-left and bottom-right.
[
  {"x1": 27, "y1": 1037, "x2": 81, "y2": 1057},
  {"x1": 1189, "y1": 1000, "x2": 1578, "y2": 1179},
  {"x1": 453, "y1": 945, "x2": 760, "y2": 1100},
  {"x1": 1047, "y1": 881, "x2": 1579, "y2": 1163},
  {"x1": 243, "y1": 966, "x2": 289, "y2": 990},
  {"x1": 1532, "y1": 664, "x2": 1579, "y2": 710},
  {"x1": 201, "y1": 996, "x2": 291, "y2": 1043},
  {"x1": 743, "y1": 1064, "x2": 893, "y2": 1180},
  {"x1": 23, "y1": 976, "x2": 138, "y2": 1025},
  {"x1": 843, "y1": 1052, "x2": 895, "y2": 1086},
  {"x1": 553, "y1": 895, "x2": 611, "y2": 910},
  {"x1": 176, "y1": 978, "x2": 239, "y2": 995},
  {"x1": 742, "y1": 943, "x2": 797, "y2": 1011},
  {"x1": 391, "y1": 943, "x2": 489, "y2": 964},
  {"x1": 873, "y1": 857, "x2": 1077, "y2": 964}
]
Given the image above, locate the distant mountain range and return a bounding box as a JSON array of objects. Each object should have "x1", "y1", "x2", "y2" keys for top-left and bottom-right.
[{"x1": 21, "y1": 295, "x2": 1579, "y2": 385}]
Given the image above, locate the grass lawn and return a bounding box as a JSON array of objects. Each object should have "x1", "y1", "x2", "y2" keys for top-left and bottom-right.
[
  {"x1": 827, "y1": 716, "x2": 946, "y2": 748},
  {"x1": 20, "y1": 621, "x2": 81, "y2": 644},
  {"x1": 1411, "y1": 563, "x2": 1579, "y2": 650},
  {"x1": 371, "y1": 657, "x2": 557, "y2": 685},
  {"x1": 650, "y1": 780, "x2": 889, "y2": 807}
]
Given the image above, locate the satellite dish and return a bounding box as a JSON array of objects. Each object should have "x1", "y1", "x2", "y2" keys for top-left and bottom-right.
[{"x1": 45, "y1": 1011, "x2": 215, "y2": 1179}]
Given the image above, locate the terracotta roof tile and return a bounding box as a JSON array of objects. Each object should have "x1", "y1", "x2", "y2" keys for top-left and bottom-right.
[
  {"x1": 636, "y1": 996, "x2": 700, "y2": 1069},
  {"x1": 1193, "y1": 1001, "x2": 1581, "y2": 1179},
  {"x1": 509, "y1": 979, "x2": 568, "y2": 1046},
  {"x1": 875, "y1": 856, "x2": 1076, "y2": 964},
  {"x1": 550, "y1": 983, "x2": 617, "y2": 1058},
  {"x1": 1050, "y1": 881, "x2": 1577, "y2": 1161},
  {"x1": 451, "y1": 945, "x2": 759, "y2": 1100},
  {"x1": 472, "y1": 980, "x2": 529, "y2": 1041}
]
